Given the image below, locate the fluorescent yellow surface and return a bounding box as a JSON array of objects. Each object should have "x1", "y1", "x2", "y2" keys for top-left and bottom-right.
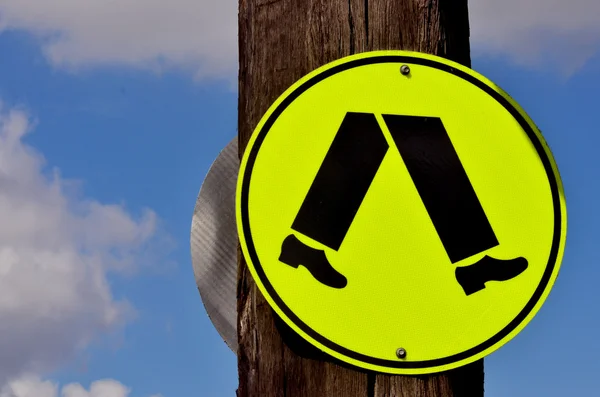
[{"x1": 236, "y1": 51, "x2": 567, "y2": 374}]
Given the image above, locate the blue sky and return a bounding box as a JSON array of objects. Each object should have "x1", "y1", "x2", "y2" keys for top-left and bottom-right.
[{"x1": 0, "y1": 2, "x2": 599, "y2": 397}]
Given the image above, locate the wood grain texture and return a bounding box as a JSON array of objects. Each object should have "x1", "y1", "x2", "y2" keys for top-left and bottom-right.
[{"x1": 237, "y1": 1, "x2": 480, "y2": 396}]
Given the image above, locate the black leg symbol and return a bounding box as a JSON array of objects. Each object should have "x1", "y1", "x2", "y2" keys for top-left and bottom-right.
[
  {"x1": 383, "y1": 115, "x2": 528, "y2": 295},
  {"x1": 279, "y1": 112, "x2": 389, "y2": 288}
]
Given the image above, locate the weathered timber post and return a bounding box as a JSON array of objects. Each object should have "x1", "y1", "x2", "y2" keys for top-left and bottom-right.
[{"x1": 237, "y1": 1, "x2": 484, "y2": 396}]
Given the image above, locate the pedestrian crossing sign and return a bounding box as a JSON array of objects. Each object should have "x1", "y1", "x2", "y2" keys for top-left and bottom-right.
[{"x1": 236, "y1": 50, "x2": 567, "y2": 374}]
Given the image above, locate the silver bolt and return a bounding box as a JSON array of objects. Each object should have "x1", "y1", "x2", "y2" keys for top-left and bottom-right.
[
  {"x1": 396, "y1": 348, "x2": 407, "y2": 359},
  {"x1": 400, "y1": 65, "x2": 410, "y2": 75}
]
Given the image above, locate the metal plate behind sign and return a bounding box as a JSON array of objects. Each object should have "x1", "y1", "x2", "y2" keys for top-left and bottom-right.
[{"x1": 191, "y1": 138, "x2": 238, "y2": 353}]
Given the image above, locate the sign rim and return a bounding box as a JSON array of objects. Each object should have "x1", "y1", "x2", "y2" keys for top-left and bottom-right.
[{"x1": 236, "y1": 50, "x2": 567, "y2": 374}]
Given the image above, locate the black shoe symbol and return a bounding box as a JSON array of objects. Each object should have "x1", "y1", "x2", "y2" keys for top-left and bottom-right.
[
  {"x1": 455, "y1": 255, "x2": 528, "y2": 296},
  {"x1": 279, "y1": 234, "x2": 348, "y2": 289}
]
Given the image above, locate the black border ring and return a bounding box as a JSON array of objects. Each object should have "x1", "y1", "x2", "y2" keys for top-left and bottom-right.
[{"x1": 240, "y1": 55, "x2": 562, "y2": 369}]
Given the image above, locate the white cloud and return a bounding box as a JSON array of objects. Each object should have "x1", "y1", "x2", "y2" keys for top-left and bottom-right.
[
  {"x1": 0, "y1": 0, "x2": 237, "y2": 81},
  {"x1": 0, "y1": 103, "x2": 167, "y2": 384},
  {"x1": 0, "y1": 375, "x2": 57, "y2": 397},
  {"x1": 61, "y1": 379, "x2": 129, "y2": 397},
  {"x1": 0, "y1": 0, "x2": 598, "y2": 80},
  {"x1": 0, "y1": 375, "x2": 161, "y2": 397},
  {"x1": 469, "y1": 0, "x2": 600, "y2": 74}
]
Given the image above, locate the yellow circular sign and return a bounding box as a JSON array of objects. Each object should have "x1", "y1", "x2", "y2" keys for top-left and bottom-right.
[{"x1": 236, "y1": 51, "x2": 567, "y2": 374}]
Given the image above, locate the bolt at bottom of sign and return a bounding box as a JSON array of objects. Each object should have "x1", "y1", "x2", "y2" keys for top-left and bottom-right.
[{"x1": 396, "y1": 348, "x2": 407, "y2": 359}]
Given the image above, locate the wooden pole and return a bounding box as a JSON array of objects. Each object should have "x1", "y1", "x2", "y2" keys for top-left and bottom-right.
[{"x1": 237, "y1": 1, "x2": 483, "y2": 396}]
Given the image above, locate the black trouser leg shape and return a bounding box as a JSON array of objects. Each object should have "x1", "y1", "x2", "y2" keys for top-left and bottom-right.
[
  {"x1": 279, "y1": 112, "x2": 389, "y2": 289},
  {"x1": 383, "y1": 114, "x2": 528, "y2": 295}
]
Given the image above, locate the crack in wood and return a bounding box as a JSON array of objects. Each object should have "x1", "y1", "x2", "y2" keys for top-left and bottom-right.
[
  {"x1": 348, "y1": 0, "x2": 356, "y2": 54},
  {"x1": 257, "y1": 0, "x2": 284, "y2": 8},
  {"x1": 364, "y1": 0, "x2": 369, "y2": 47}
]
